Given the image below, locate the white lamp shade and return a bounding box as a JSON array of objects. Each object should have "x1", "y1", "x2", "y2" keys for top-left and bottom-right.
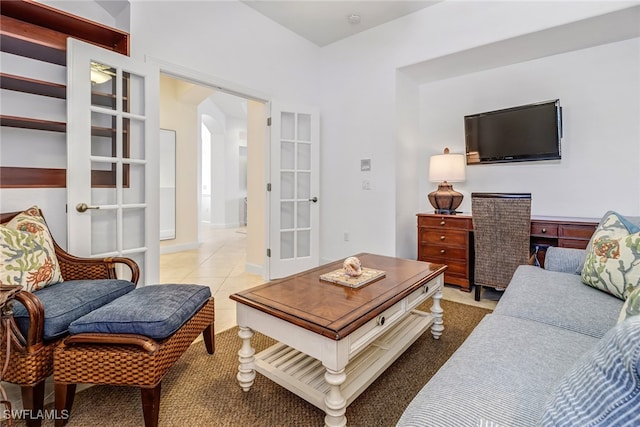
[{"x1": 429, "y1": 152, "x2": 466, "y2": 182}]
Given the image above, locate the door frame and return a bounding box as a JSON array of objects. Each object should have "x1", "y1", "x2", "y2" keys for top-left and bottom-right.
[{"x1": 147, "y1": 56, "x2": 272, "y2": 277}]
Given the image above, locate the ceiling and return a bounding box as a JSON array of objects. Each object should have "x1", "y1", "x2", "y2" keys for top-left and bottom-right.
[
  {"x1": 94, "y1": 1, "x2": 438, "y2": 47},
  {"x1": 241, "y1": 1, "x2": 439, "y2": 46}
]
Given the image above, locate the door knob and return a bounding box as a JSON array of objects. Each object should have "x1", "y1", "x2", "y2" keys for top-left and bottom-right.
[
  {"x1": 76, "y1": 203, "x2": 100, "y2": 213},
  {"x1": 309, "y1": 197, "x2": 318, "y2": 203}
]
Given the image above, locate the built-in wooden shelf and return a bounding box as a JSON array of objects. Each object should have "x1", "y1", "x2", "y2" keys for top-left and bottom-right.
[
  {"x1": 0, "y1": 167, "x2": 66, "y2": 188},
  {"x1": 0, "y1": 0, "x2": 129, "y2": 55},
  {"x1": 0, "y1": 115, "x2": 66, "y2": 133},
  {"x1": 0, "y1": 15, "x2": 68, "y2": 65},
  {"x1": 92, "y1": 91, "x2": 118, "y2": 109},
  {"x1": 0, "y1": 73, "x2": 66, "y2": 98},
  {"x1": 1, "y1": 0, "x2": 130, "y2": 188}
]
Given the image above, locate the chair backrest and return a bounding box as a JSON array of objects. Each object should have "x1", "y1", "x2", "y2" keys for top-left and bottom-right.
[{"x1": 472, "y1": 193, "x2": 532, "y2": 289}]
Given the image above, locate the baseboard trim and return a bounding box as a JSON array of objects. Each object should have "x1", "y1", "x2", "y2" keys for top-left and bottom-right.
[
  {"x1": 160, "y1": 241, "x2": 200, "y2": 254},
  {"x1": 245, "y1": 262, "x2": 264, "y2": 277}
]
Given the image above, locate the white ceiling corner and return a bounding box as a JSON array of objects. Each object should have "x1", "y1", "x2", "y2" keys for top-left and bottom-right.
[{"x1": 241, "y1": 1, "x2": 440, "y2": 47}]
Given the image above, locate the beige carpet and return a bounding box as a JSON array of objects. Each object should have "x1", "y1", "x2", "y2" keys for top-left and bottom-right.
[{"x1": 28, "y1": 299, "x2": 491, "y2": 427}]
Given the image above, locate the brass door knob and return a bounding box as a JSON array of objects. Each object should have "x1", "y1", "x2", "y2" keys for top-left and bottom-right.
[{"x1": 76, "y1": 203, "x2": 100, "y2": 213}]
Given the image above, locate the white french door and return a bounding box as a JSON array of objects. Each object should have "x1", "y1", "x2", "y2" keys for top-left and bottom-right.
[
  {"x1": 268, "y1": 102, "x2": 320, "y2": 279},
  {"x1": 66, "y1": 39, "x2": 160, "y2": 285}
]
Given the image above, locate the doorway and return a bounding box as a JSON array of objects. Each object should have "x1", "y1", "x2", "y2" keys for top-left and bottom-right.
[{"x1": 158, "y1": 73, "x2": 256, "y2": 276}]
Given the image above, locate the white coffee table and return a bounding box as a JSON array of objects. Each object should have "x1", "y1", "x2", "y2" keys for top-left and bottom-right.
[{"x1": 230, "y1": 253, "x2": 446, "y2": 427}]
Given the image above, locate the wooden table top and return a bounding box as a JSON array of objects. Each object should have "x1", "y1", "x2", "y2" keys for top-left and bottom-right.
[{"x1": 230, "y1": 253, "x2": 446, "y2": 340}]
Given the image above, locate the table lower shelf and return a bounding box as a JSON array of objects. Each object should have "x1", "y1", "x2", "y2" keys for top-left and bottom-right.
[{"x1": 254, "y1": 308, "x2": 435, "y2": 410}]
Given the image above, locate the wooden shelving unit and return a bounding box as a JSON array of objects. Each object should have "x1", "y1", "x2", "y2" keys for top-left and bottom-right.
[
  {"x1": 0, "y1": 0, "x2": 129, "y2": 189},
  {"x1": 0, "y1": 73, "x2": 66, "y2": 98},
  {"x1": 0, "y1": 115, "x2": 66, "y2": 133}
]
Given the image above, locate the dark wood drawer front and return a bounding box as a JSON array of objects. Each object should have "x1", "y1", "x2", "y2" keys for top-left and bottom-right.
[
  {"x1": 531, "y1": 222, "x2": 558, "y2": 237},
  {"x1": 420, "y1": 245, "x2": 467, "y2": 261},
  {"x1": 418, "y1": 216, "x2": 471, "y2": 230},
  {"x1": 440, "y1": 260, "x2": 467, "y2": 276},
  {"x1": 559, "y1": 224, "x2": 597, "y2": 240},
  {"x1": 418, "y1": 256, "x2": 467, "y2": 276},
  {"x1": 559, "y1": 238, "x2": 591, "y2": 249},
  {"x1": 420, "y1": 229, "x2": 467, "y2": 246}
]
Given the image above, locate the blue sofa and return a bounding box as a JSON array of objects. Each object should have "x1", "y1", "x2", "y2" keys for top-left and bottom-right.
[{"x1": 398, "y1": 243, "x2": 640, "y2": 426}]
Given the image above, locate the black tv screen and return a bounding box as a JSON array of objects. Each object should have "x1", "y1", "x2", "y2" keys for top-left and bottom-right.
[{"x1": 465, "y1": 100, "x2": 562, "y2": 164}]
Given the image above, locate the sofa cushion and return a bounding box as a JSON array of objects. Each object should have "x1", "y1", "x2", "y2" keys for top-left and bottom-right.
[
  {"x1": 12, "y1": 279, "x2": 135, "y2": 341},
  {"x1": 68, "y1": 284, "x2": 211, "y2": 340},
  {"x1": 0, "y1": 206, "x2": 63, "y2": 291},
  {"x1": 493, "y1": 265, "x2": 622, "y2": 338},
  {"x1": 544, "y1": 246, "x2": 585, "y2": 275},
  {"x1": 539, "y1": 315, "x2": 640, "y2": 426},
  {"x1": 619, "y1": 285, "x2": 640, "y2": 324},
  {"x1": 581, "y1": 211, "x2": 640, "y2": 300},
  {"x1": 397, "y1": 314, "x2": 599, "y2": 427}
]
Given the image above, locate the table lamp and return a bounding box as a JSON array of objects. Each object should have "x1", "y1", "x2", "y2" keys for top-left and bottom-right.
[{"x1": 428, "y1": 147, "x2": 466, "y2": 214}]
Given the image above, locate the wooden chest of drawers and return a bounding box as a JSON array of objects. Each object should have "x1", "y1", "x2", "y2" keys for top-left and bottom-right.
[
  {"x1": 417, "y1": 213, "x2": 598, "y2": 292},
  {"x1": 417, "y1": 214, "x2": 473, "y2": 291}
]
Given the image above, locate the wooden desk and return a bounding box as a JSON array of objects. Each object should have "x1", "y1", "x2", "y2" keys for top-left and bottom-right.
[{"x1": 416, "y1": 213, "x2": 599, "y2": 292}]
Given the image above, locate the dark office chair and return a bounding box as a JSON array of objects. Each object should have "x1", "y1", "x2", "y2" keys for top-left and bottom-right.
[{"x1": 472, "y1": 193, "x2": 531, "y2": 301}]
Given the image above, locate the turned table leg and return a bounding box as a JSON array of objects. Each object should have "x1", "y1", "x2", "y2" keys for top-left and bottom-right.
[
  {"x1": 430, "y1": 287, "x2": 444, "y2": 339},
  {"x1": 324, "y1": 367, "x2": 347, "y2": 427},
  {"x1": 237, "y1": 326, "x2": 256, "y2": 392}
]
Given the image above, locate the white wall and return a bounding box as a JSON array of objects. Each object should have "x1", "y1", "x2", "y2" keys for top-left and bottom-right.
[
  {"x1": 419, "y1": 38, "x2": 640, "y2": 219},
  {"x1": 318, "y1": 1, "x2": 638, "y2": 262},
  {"x1": 129, "y1": 1, "x2": 321, "y2": 105}
]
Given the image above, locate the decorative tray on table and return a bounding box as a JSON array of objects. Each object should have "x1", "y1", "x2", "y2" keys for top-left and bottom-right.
[{"x1": 319, "y1": 267, "x2": 386, "y2": 289}]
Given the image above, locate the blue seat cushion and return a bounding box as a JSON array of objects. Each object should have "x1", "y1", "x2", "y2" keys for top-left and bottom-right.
[
  {"x1": 68, "y1": 284, "x2": 211, "y2": 340},
  {"x1": 12, "y1": 279, "x2": 136, "y2": 341}
]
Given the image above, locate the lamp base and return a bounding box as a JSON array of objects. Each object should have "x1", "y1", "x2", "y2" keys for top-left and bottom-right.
[{"x1": 428, "y1": 181, "x2": 463, "y2": 215}]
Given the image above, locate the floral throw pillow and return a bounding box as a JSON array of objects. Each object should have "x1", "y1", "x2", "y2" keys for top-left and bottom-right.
[
  {"x1": 0, "y1": 206, "x2": 63, "y2": 291},
  {"x1": 581, "y1": 211, "x2": 640, "y2": 300},
  {"x1": 618, "y1": 285, "x2": 640, "y2": 324}
]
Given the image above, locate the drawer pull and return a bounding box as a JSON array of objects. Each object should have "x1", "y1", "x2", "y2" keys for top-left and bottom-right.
[
  {"x1": 542, "y1": 228, "x2": 547, "y2": 233},
  {"x1": 440, "y1": 235, "x2": 446, "y2": 241},
  {"x1": 423, "y1": 285, "x2": 429, "y2": 294},
  {"x1": 440, "y1": 220, "x2": 446, "y2": 226},
  {"x1": 440, "y1": 249, "x2": 445, "y2": 254},
  {"x1": 377, "y1": 316, "x2": 386, "y2": 326}
]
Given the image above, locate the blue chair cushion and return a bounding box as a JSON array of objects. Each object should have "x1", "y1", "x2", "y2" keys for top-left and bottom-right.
[
  {"x1": 12, "y1": 279, "x2": 136, "y2": 341},
  {"x1": 68, "y1": 284, "x2": 211, "y2": 340}
]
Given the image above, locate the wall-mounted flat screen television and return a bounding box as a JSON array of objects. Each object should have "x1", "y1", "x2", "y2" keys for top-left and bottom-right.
[{"x1": 465, "y1": 99, "x2": 562, "y2": 165}]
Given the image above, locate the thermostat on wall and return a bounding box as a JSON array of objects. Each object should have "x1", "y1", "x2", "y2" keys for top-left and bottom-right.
[{"x1": 361, "y1": 158, "x2": 371, "y2": 171}]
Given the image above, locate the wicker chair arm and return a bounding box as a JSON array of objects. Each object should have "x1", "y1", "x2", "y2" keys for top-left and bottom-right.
[
  {"x1": 12, "y1": 291, "x2": 45, "y2": 349},
  {"x1": 63, "y1": 333, "x2": 159, "y2": 353},
  {"x1": 54, "y1": 247, "x2": 140, "y2": 285}
]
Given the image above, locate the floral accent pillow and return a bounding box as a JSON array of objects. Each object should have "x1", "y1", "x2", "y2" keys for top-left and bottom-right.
[
  {"x1": 581, "y1": 211, "x2": 640, "y2": 300},
  {"x1": 618, "y1": 285, "x2": 640, "y2": 324},
  {"x1": 0, "y1": 206, "x2": 63, "y2": 291}
]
